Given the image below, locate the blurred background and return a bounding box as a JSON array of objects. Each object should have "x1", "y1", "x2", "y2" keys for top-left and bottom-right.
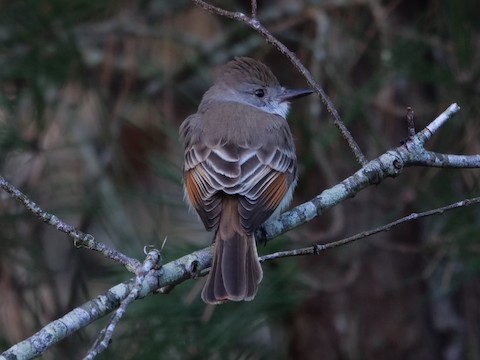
[{"x1": 0, "y1": 0, "x2": 479, "y2": 359}]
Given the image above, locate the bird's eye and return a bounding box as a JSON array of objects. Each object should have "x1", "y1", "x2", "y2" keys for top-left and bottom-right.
[{"x1": 254, "y1": 88, "x2": 265, "y2": 98}]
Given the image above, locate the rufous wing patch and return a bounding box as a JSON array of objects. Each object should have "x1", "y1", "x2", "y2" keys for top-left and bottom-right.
[
  {"x1": 184, "y1": 169, "x2": 202, "y2": 208},
  {"x1": 262, "y1": 172, "x2": 289, "y2": 210}
]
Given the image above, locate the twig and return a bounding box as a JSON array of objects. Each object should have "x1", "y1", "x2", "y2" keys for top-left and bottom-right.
[
  {"x1": 410, "y1": 151, "x2": 480, "y2": 168},
  {"x1": 418, "y1": 103, "x2": 461, "y2": 144},
  {"x1": 191, "y1": 0, "x2": 368, "y2": 166},
  {"x1": 0, "y1": 175, "x2": 141, "y2": 272},
  {"x1": 84, "y1": 249, "x2": 162, "y2": 359},
  {"x1": 406, "y1": 106, "x2": 416, "y2": 137},
  {"x1": 404, "y1": 104, "x2": 480, "y2": 167},
  {"x1": 251, "y1": 0, "x2": 257, "y2": 19},
  {"x1": 260, "y1": 196, "x2": 480, "y2": 262}
]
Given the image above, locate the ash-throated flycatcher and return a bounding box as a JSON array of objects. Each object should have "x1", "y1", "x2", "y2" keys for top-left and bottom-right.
[{"x1": 180, "y1": 57, "x2": 312, "y2": 304}]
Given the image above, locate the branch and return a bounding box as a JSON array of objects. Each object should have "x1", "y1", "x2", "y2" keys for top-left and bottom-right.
[
  {"x1": 256, "y1": 103, "x2": 479, "y2": 242},
  {"x1": 418, "y1": 103, "x2": 462, "y2": 143},
  {"x1": 260, "y1": 196, "x2": 480, "y2": 262},
  {"x1": 191, "y1": 0, "x2": 368, "y2": 166},
  {"x1": 0, "y1": 247, "x2": 211, "y2": 360},
  {"x1": 405, "y1": 104, "x2": 480, "y2": 167},
  {"x1": 84, "y1": 249, "x2": 162, "y2": 359},
  {"x1": 0, "y1": 176, "x2": 141, "y2": 273}
]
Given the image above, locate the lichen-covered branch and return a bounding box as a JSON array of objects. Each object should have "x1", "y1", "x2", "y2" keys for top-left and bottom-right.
[
  {"x1": 257, "y1": 103, "x2": 480, "y2": 242},
  {"x1": 84, "y1": 249, "x2": 163, "y2": 359},
  {"x1": 0, "y1": 248, "x2": 212, "y2": 360}
]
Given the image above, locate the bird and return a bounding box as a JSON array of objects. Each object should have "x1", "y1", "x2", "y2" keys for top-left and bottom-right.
[{"x1": 180, "y1": 57, "x2": 312, "y2": 304}]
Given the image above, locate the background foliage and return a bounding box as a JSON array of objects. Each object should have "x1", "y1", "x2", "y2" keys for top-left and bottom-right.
[{"x1": 0, "y1": 0, "x2": 479, "y2": 359}]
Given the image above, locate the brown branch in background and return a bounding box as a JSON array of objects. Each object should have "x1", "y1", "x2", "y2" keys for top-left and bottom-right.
[
  {"x1": 191, "y1": 0, "x2": 368, "y2": 166},
  {"x1": 0, "y1": 175, "x2": 141, "y2": 273},
  {"x1": 260, "y1": 196, "x2": 480, "y2": 262}
]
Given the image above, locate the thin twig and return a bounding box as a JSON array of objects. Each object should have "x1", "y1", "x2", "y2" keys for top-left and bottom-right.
[
  {"x1": 260, "y1": 196, "x2": 480, "y2": 262},
  {"x1": 191, "y1": 0, "x2": 368, "y2": 166},
  {"x1": 0, "y1": 175, "x2": 141, "y2": 272},
  {"x1": 406, "y1": 106, "x2": 416, "y2": 137},
  {"x1": 251, "y1": 0, "x2": 257, "y2": 19},
  {"x1": 84, "y1": 249, "x2": 162, "y2": 359}
]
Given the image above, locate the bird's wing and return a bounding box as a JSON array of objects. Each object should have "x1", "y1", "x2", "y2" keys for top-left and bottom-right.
[{"x1": 180, "y1": 104, "x2": 297, "y2": 233}]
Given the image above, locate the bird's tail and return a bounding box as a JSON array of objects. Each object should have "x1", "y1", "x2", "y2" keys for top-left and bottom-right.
[{"x1": 201, "y1": 197, "x2": 263, "y2": 304}]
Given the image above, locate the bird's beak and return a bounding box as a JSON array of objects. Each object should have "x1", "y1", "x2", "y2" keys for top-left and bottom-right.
[{"x1": 278, "y1": 88, "x2": 314, "y2": 103}]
